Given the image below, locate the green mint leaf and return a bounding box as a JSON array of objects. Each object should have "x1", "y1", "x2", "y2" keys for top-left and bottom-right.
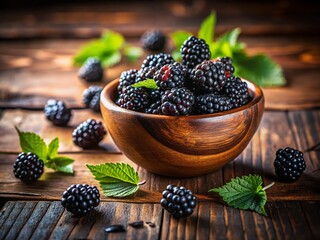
[
  {"x1": 101, "y1": 51, "x2": 121, "y2": 67},
  {"x1": 15, "y1": 126, "x2": 47, "y2": 161},
  {"x1": 171, "y1": 30, "x2": 193, "y2": 51},
  {"x1": 172, "y1": 50, "x2": 182, "y2": 62},
  {"x1": 86, "y1": 163, "x2": 140, "y2": 197},
  {"x1": 47, "y1": 156, "x2": 74, "y2": 173},
  {"x1": 101, "y1": 30, "x2": 125, "y2": 52},
  {"x1": 209, "y1": 175, "x2": 268, "y2": 216},
  {"x1": 198, "y1": 11, "x2": 216, "y2": 45},
  {"x1": 123, "y1": 45, "x2": 143, "y2": 62},
  {"x1": 47, "y1": 137, "x2": 59, "y2": 159},
  {"x1": 132, "y1": 79, "x2": 158, "y2": 90},
  {"x1": 233, "y1": 51, "x2": 286, "y2": 86},
  {"x1": 217, "y1": 28, "x2": 242, "y2": 48}
]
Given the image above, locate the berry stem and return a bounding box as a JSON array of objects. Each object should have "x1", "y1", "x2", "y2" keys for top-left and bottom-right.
[
  {"x1": 138, "y1": 180, "x2": 146, "y2": 186},
  {"x1": 262, "y1": 182, "x2": 275, "y2": 191}
]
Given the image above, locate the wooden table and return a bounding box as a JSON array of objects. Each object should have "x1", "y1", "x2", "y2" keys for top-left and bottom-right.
[{"x1": 0, "y1": 1, "x2": 320, "y2": 239}]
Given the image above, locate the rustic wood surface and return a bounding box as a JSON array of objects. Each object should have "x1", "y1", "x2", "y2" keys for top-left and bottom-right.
[{"x1": 1, "y1": 0, "x2": 320, "y2": 239}]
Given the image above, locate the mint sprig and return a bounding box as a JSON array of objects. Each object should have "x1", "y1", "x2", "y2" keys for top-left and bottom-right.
[
  {"x1": 15, "y1": 127, "x2": 74, "y2": 173},
  {"x1": 132, "y1": 79, "x2": 158, "y2": 90},
  {"x1": 73, "y1": 30, "x2": 143, "y2": 67},
  {"x1": 86, "y1": 163, "x2": 145, "y2": 197},
  {"x1": 170, "y1": 12, "x2": 286, "y2": 86},
  {"x1": 209, "y1": 175, "x2": 274, "y2": 216}
]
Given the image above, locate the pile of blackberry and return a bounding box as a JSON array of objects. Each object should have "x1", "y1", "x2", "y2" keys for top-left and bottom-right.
[{"x1": 116, "y1": 36, "x2": 251, "y2": 116}]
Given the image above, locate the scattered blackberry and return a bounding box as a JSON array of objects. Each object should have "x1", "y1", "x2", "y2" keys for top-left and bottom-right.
[
  {"x1": 44, "y1": 99, "x2": 72, "y2": 126},
  {"x1": 274, "y1": 147, "x2": 306, "y2": 183},
  {"x1": 180, "y1": 36, "x2": 211, "y2": 70},
  {"x1": 82, "y1": 86, "x2": 102, "y2": 112},
  {"x1": 13, "y1": 152, "x2": 44, "y2": 184},
  {"x1": 145, "y1": 100, "x2": 162, "y2": 114},
  {"x1": 79, "y1": 57, "x2": 103, "y2": 82},
  {"x1": 141, "y1": 53, "x2": 175, "y2": 70},
  {"x1": 72, "y1": 119, "x2": 106, "y2": 149},
  {"x1": 195, "y1": 93, "x2": 233, "y2": 114},
  {"x1": 189, "y1": 60, "x2": 226, "y2": 93},
  {"x1": 135, "y1": 66, "x2": 158, "y2": 83},
  {"x1": 141, "y1": 29, "x2": 166, "y2": 52},
  {"x1": 116, "y1": 85, "x2": 150, "y2": 112},
  {"x1": 222, "y1": 77, "x2": 250, "y2": 108},
  {"x1": 118, "y1": 69, "x2": 139, "y2": 94},
  {"x1": 161, "y1": 87, "x2": 195, "y2": 116},
  {"x1": 217, "y1": 57, "x2": 235, "y2": 78},
  {"x1": 61, "y1": 184, "x2": 100, "y2": 217},
  {"x1": 154, "y1": 62, "x2": 187, "y2": 91},
  {"x1": 160, "y1": 184, "x2": 197, "y2": 218}
]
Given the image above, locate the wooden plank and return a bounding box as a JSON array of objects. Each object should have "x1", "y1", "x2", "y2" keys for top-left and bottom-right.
[
  {"x1": 0, "y1": 201, "x2": 15, "y2": 228},
  {"x1": 301, "y1": 201, "x2": 320, "y2": 238},
  {"x1": 0, "y1": 109, "x2": 120, "y2": 153},
  {"x1": 16, "y1": 202, "x2": 51, "y2": 240},
  {"x1": 0, "y1": 1, "x2": 319, "y2": 39}
]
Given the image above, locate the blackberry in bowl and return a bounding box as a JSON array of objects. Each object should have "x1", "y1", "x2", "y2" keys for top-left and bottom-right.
[{"x1": 100, "y1": 77, "x2": 264, "y2": 177}]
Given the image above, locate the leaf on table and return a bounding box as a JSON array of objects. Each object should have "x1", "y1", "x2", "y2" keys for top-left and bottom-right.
[
  {"x1": 132, "y1": 79, "x2": 158, "y2": 90},
  {"x1": 47, "y1": 156, "x2": 74, "y2": 173},
  {"x1": 47, "y1": 137, "x2": 59, "y2": 159},
  {"x1": 209, "y1": 174, "x2": 268, "y2": 216},
  {"x1": 101, "y1": 51, "x2": 122, "y2": 67},
  {"x1": 198, "y1": 11, "x2": 216, "y2": 46},
  {"x1": 15, "y1": 126, "x2": 47, "y2": 161},
  {"x1": 123, "y1": 45, "x2": 143, "y2": 62},
  {"x1": 233, "y1": 51, "x2": 286, "y2": 86},
  {"x1": 101, "y1": 30, "x2": 125, "y2": 52},
  {"x1": 86, "y1": 163, "x2": 141, "y2": 197}
]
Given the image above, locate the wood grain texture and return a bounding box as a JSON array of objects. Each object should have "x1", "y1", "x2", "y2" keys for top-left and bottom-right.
[
  {"x1": 101, "y1": 79, "x2": 264, "y2": 177},
  {"x1": 0, "y1": 109, "x2": 120, "y2": 153},
  {"x1": 0, "y1": 110, "x2": 319, "y2": 202},
  {"x1": 1, "y1": 200, "x2": 319, "y2": 240}
]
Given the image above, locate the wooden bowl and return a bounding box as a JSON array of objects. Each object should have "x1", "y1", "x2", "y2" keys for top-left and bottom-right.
[{"x1": 100, "y1": 79, "x2": 264, "y2": 177}]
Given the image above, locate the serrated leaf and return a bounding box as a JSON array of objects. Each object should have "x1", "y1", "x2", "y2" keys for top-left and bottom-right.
[
  {"x1": 171, "y1": 30, "x2": 193, "y2": 51},
  {"x1": 209, "y1": 175, "x2": 267, "y2": 216},
  {"x1": 123, "y1": 45, "x2": 143, "y2": 62},
  {"x1": 233, "y1": 52, "x2": 286, "y2": 86},
  {"x1": 101, "y1": 51, "x2": 121, "y2": 67},
  {"x1": 101, "y1": 30, "x2": 125, "y2": 52},
  {"x1": 86, "y1": 163, "x2": 140, "y2": 197},
  {"x1": 47, "y1": 137, "x2": 59, "y2": 159},
  {"x1": 132, "y1": 79, "x2": 158, "y2": 90},
  {"x1": 198, "y1": 11, "x2": 216, "y2": 45},
  {"x1": 15, "y1": 126, "x2": 47, "y2": 161},
  {"x1": 47, "y1": 156, "x2": 74, "y2": 173},
  {"x1": 100, "y1": 182, "x2": 139, "y2": 197}
]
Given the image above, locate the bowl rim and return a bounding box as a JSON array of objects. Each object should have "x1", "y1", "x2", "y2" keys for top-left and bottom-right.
[{"x1": 101, "y1": 78, "x2": 264, "y2": 119}]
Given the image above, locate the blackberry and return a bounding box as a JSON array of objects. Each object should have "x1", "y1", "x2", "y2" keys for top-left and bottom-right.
[
  {"x1": 222, "y1": 76, "x2": 250, "y2": 108},
  {"x1": 181, "y1": 36, "x2": 211, "y2": 70},
  {"x1": 78, "y1": 57, "x2": 103, "y2": 82},
  {"x1": 116, "y1": 85, "x2": 150, "y2": 112},
  {"x1": 195, "y1": 93, "x2": 233, "y2": 114},
  {"x1": 61, "y1": 184, "x2": 100, "y2": 217},
  {"x1": 154, "y1": 62, "x2": 187, "y2": 91},
  {"x1": 135, "y1": 66, "x2": 158, "y2": 83},
  {"x1": 72, "y1": 119, "x2": 106, "y2": 149},
  {"x1": 141, "y1": 29, "x2": 166, "y2": 52},
  {"x1": 161, "y1": 87, "x2": 195, "y2": 116},
  {"x1": 44, "y1": 99, "x2": 72, "y2": 126},
  {"x1": 118, "y1": 69, "x2": 139, "y2": 94},
  {"x1": 82, "y1": 86, "x2": 102, "y2": 112},
  {"x1": 13, "y1": 152, "x2": 44, "y2": 184},
  {"x1": 141, "y1": 53, "x2": 175, "y2": 70},
  {"x1": 145, "y1": 100, "x2": 162, "y2": 115},
  {"x1": 160, "y1": 184, "x2": 197, "y2": 218},
  {"x1": 217, "y1": 57, "x2": 235, "y2": 78},
  {"x1": 189, "y1": 60, "x2": 226, "y2": 93},
  {"x1": 274, "y1": 147, "x2": 306, "y2": 183}
]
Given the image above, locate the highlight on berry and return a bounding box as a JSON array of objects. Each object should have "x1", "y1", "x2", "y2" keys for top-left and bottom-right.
[{"x1": 115, "y1": 36, "x2": 251, "y2": 116}]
